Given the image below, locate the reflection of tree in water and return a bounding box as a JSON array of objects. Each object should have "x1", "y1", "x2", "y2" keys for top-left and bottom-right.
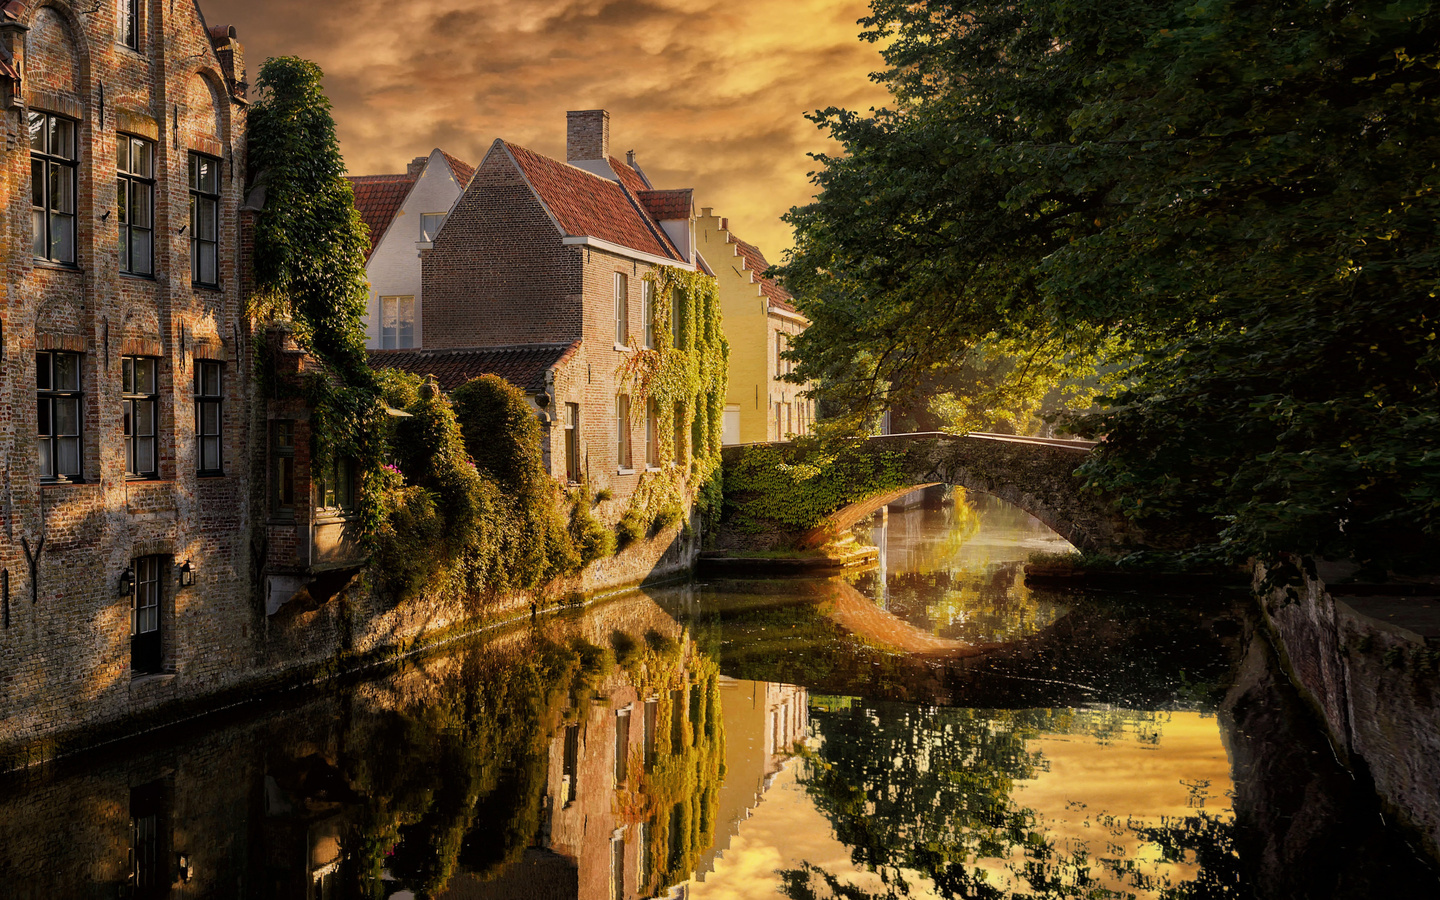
[
  {"x1": 880, "y1": 566, "x2": 1069, "y2": 646},
  {"x1": 782, "y1": 703, "x2": 1244, "y2": 900}
]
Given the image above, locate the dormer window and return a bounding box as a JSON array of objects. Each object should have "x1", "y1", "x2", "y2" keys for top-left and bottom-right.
[{"x1": 420, "y1": 213, "x2": 446, "y2": 242}]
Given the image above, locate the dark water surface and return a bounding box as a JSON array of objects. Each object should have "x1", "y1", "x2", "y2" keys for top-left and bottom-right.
[{"x1": 2, "y1": 490, "x2": 1437, "y2": 899}]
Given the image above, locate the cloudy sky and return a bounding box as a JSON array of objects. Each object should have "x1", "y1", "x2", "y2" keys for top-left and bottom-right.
[{"x1": 203, "y1": 0, "x2": 891, "y2": 256}]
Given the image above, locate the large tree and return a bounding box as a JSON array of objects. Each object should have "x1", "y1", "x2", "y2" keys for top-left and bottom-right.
[{"x1": 779, "y1": 0, "x2": 1440, "y2": 568}]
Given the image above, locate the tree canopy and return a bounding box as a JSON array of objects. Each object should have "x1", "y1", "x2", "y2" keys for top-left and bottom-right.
[{"x1": 778, "y1": 0, "x2": 1440, "y2": 569}]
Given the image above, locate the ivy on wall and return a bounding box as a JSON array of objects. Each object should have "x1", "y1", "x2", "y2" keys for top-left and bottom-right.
[
  {"x1": 247, "y1": 57, "x2": 385, "y2": 532},
  {"x1": 722, "y1": 439, "x2": 912, "y2": 536},
  {"x1": 617, "y1": 268, "x2": 729, "y2": 540}
]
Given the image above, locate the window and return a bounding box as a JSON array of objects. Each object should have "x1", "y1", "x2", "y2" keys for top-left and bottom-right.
[
  {"x1": 644, "y1": 399, "x2": 659, "y2": 468},
  {"x1": 380, "y1": 295, "x2": 416, "y2": 349},
  {"x1": 130, "y1": 555, "x2": 163, "y2": 674},
  {"x1": 129, "y1": 781, "x2": 170, "y2": 899},
  {"x1": 30, "y1": 111, "x2": 77, "y2": 264},
  {"x1": 315, "y1": 457, "x2": 356, "y2": 513},
  {"x1": 641, "y1": 279, "x2": 655, "y2": 349},
  {"x1": 122, "y1": 356, "x2": 158, "y2": 478},
  {"x1": 614, "y1": 707, "x2": 631, "y2": 785},
  {"x1": 119, "y1": 0, "x2": 140, "y2": 50},
  {"x1": 671, "y1": 286, "x2": 686, "y2": 349},
  {"x1": 188, "y1": 153, "x2": 220, "y2": 285},
  {"x1": 117, "y1": 135, "x2": 154, "y2": 275},
  {"x1": 564, "y1": 402, "x2": 581, "y2": 483},
  {"x1": 420, "y1": 212, "x2": 446, "y2": 241},
  {"x1": 37, "y1": 350, "x2": 82, "y2": 481},
  {"x1": 272, "y1": 421, "x2": 295, "y2": 517},
  {"x1": 614, "y1": 272, "x2": 629, "y2": 345},
  {"x1": 616, "y1": 394, "x2": 632, "y2": 470},
  {"x1": 643, "y1": 697, "x2": 658, "y2": 769},
  {"x1": 610, "y1": 835, "x2": 625, "y2": 900},
  {"x1": 776, "y1": 332, "x2": 785, "y2": 378},
  {"x1": 195, "y1": 361, "x2": 222, "y2": 474},
  {"x1": 691, "y1": 399, "x2": 703, "y2": 459},
  {"x1": 562, "y1": 723, "x2": 580, "y2": 806}
]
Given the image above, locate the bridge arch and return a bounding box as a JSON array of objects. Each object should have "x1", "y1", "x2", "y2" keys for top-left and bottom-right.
[{"x1": 720, "y1": 433, "x2": 1142, "y2": 556}]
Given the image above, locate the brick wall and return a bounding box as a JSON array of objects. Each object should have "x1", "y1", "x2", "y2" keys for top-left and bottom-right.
[{"x1": 0, "y1": 0, "x2": 256, "y2": 760}]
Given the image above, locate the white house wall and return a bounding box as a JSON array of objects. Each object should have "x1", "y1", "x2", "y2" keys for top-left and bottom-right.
[{"x1": 363, "y1": 149, "x2": 469, "y2": 349}]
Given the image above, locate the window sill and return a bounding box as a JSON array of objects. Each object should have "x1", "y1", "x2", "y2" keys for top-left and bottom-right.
[
  {"x1": 41, "y1": 478, "x2": 88, "y2": 487},
  {"x1": 617, "y1": 467, "x2": 636, "y2": 475},
  {"x1": 120, "y1": 271, "x2": 158, "y2": 282},
  {"x1": 125, "y1": 474, "x2": 163, "y2": 482},
  {"x1": 192, "y1": 281, "x2": 222, "y2": 292},
  {"x1": 197, "y1": 470, "x2": 227, "y2": 479},
  {"x1": 645, "y1": 465, "x2": 663, "y2": 473},
  {"x1": 130, "y1": 671, "x2": 175, "y2": 687},
  {"x1": 32, "y1": 259, "x2": 82, "y2": 274},
  {"x1": 315, "y1": 511, "x2": 358, "y2": 525},
  {"x1": 613, "y1": 342, "x2": 633, "y2": 353}
]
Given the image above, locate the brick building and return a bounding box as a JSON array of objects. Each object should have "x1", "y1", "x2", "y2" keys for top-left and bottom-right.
[
  {"x1": 0, "y1": 1, "x2": 260, "y2": 750},
  {"x1": 695, "y1": 210, "x2": 815, "y2": 444},
  {"x1": 348, "y1": 147, "x2": 474, "y2": 350},
  {"x1": 373, "y1": 110, "x2": 714, "y2": 500}
]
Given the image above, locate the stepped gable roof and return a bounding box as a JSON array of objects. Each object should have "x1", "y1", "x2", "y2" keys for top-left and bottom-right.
[
  {"x1": 348, "y1": 173, "x2": 416, "y2": 258},
  {"x1": 638, "y1": 189, "x2": 692, "y2": 222},
  {"x1": 440, "y1": 150, "x2": 476, "y2": 187},
  {"x1": 368, "y1": 342, "x2": 579, "y2": 394},
  {"x1": 732, "y1": 235, "x2": 799, "y2": 314},
  {"x1": 501, "y1": 141, "x2": 683, "y2": 262}
]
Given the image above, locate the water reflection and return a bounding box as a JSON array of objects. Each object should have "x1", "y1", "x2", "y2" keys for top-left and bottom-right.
[{"x1": 2, "y1": 492, "x2": 1437, "y2": 899}]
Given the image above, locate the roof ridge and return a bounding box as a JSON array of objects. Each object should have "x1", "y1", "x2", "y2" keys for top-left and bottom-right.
[{"x1": 502, "y1": 140, "x2": 631, "y2": 188}]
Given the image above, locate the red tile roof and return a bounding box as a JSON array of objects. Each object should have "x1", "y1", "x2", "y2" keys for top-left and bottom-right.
[
  {"x1": 348, "y1": 173, "x2": 415, "y2": 258},
  {"x1": 368, "y1": 342, "x2": 580, "y2": 394},
  {"x1": 610, "y1": 156, "x2": 652, "y2": 195},
  {"x1": 638, "y1": 189, "x2": 692, "y2": 222},
  {"x1": 440, "y1": 150, "x2": 475, "y2": 188},
  {"x1": 502, "y1": 142, "x2": 683, "y2": 261},
  {"x1": 732, "y1": 235, "x2": 799, "y2": 314}
]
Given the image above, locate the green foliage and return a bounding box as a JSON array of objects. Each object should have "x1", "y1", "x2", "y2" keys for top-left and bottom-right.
[
  {"x1": 722, "y1": 439, "x2": 911, "y2": 535},
  {"x1": 616, "y1": 268, "x2": 729, "y2": 533},
  {"x1": 569, "y1": 485, "x2": 618, "y2": 564},
  {"x1": 248, "y1": 57, "x2": 384, "y2": 531},
  {"x1": 780, "y1": 0, "x2": 1440, "y2": 569},
  {"x1": 372, "y1": 374, "x2": 582, "y2": 603}
]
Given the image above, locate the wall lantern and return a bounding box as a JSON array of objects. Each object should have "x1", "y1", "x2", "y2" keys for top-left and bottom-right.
[
  {"x1": 177, "y1": 560, "x2": 195, "y2": 588},
  {"x1": 176, "y1": 852, "x2": 195, "y2": 883},
  {"x1": 118, "y1": 565, "x2": 135, "y2": 598}
]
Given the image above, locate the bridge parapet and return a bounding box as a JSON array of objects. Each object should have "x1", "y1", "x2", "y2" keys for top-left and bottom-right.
[{"x1": 718, "y1": 432, "x2": 1145, "y2": 555}]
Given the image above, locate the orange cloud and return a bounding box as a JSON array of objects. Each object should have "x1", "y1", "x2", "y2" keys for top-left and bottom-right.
[{"x1": 203, "y1": 0, "x2": 891, "y2": 255}]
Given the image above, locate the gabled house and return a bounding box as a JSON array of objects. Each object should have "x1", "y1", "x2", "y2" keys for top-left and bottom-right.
[
  {"x1": 695, "y1": 210, "x2": 815, "y2": 444},
  {"x1": 348, "y1": 148, "x2": 474, "y2": 350},
  {"x1": 372, "y1": 110, "x2": 720, "y2": 501}
]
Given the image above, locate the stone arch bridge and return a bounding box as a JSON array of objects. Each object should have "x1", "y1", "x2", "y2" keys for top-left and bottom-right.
[{"x1": 719, "y1": 432, "x2": 1148, "y2": 555}]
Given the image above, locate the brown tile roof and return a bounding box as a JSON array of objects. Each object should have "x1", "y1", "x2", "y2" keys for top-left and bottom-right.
[
  {"x1": 440, "y1": 150, "x2": 475, "y2": 188},
  {"x1": 501, "y1": 142, "x2": 683, "y2": 261},
  {"x1": 732, "y1": 235, "x2": 799, "y2": 314},
  {"x1": 348, "y1": 173, "x2": 415, "y2": 258},
  {"x1": 368, "y1": 342, "x2": 579, "y2": 394},
  {"x1": 638, "y1": 189, "x2": 692, "y2": 222}
]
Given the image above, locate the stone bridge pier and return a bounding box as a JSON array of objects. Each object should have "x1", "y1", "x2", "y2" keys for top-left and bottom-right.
[{"x1": 719, "y1": 432, "x2": 1149, "y2": 556}]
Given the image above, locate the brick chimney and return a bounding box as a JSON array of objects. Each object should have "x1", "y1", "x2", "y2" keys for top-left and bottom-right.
[
  {"x1": 406, "y1": 155, "x2": 428, "y2": 179},
  {"x1": 567, "y1": 109, "x2": 609, "y2": 162}
]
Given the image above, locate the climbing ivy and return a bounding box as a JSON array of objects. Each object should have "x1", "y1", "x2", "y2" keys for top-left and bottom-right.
[
  {"x1": 247, "y1": 56, "x2": 384, "y2": 532},
  {"x1": 617, "y1": 268, "x2": 729, "y2": 536},
  {"x1": 722, "y1": 438, "x2": 911, "y2": 536}
]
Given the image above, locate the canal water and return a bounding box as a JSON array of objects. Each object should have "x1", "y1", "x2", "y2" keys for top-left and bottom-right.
[{"x1": 3, "y1": 490, "x2": 1437, "y2": 899}]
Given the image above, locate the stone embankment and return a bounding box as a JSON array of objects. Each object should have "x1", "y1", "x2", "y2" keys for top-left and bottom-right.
[{"x1": 1255, "y1": 559, "x2": 1440, "y2": 862}]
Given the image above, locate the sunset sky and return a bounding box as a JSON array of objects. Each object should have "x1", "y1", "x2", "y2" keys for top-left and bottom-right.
[{"x1": 204, "y1": 0, "x2": 892, "y2": 256}]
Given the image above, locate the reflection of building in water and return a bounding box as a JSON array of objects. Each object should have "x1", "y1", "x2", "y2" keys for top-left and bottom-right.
[{"x1": 691, "y1": 678, "x2": 809, "y2": 883}]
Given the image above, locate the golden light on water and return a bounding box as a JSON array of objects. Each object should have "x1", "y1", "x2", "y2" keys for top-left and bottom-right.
[{"x1": 205, "y1": 0, "x2": 892, "y2": 254}]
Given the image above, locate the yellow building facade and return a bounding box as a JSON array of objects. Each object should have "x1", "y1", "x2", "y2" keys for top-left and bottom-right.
[{"x1": 697, "y1": 210, "x2": 816, "y2": 444}]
